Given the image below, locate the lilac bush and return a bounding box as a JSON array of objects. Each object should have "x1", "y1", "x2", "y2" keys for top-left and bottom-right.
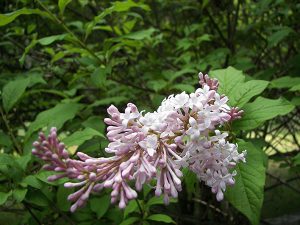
[{"x1": 32, "y1": 73, "x2": 246, "y2": 212}]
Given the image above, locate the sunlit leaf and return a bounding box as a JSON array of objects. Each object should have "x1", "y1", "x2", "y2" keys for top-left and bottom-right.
[
  {"x1": 58, "y1": 0, "x2": 72, "y2": 15},
  {"x1": 25, "y1": 103, "x2": 82, "y2": 140},
  {"x1": 63, "y1": 127, "x2": 105, "y2": 147},
  {"x1": 0, "y1": 8, "x2": 49, "y2": 27}
]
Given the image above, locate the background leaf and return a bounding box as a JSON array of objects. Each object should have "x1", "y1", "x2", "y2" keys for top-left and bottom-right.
[
  {"x1": 2, "y1": 78, "x2": 30, "y2": 112},
  {"x1": 0, "y1": 8, "x2": 49, "y2": 27},
  {"x1": 63, "y1": 127, "x2": 105, "y2": 147},
  {"x1": 25, "y1": 102, "x2": 82, "y2": 139},
  {"x1": 58, "y1": 0, "x2": 72, "y2": 15},
  {"x1": 90, "y1": 195, "x2": 111, "y2": 219},
  {"x1": 147, "y1": 214, "x2": 175, "y2": 224}
]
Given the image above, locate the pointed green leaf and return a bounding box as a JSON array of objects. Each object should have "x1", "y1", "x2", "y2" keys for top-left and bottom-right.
[
  {"x1": 25, "y1": 102, "x2": 82, "y2": 139},
  {"x1": 119, "y1": 217, "x2": 140, "y2": 225},
  {"x1": 123, "y1": 200, "x2": 138, "y2": 219},
  {"x1": 290, "y1": 84, "x2": 300, "y2": 92},
  {"x1": 38, "y1": 34, "x2": 68, "y2": 45},
  {"x1": 58, "y1": 0, "x2": 72, "y2": 15},
  {"x1": 210, "y1": 66, "x2": 245, "y2": 99},
  {"x1": 270, "y1": 76, "x2": 300, "y2": 89},
  {"x1": 63, "y1": 127, "x2": 105, "y2": 147},
  {"x1": 2, "y1": 78, "x2": 30, "y2": 112},
  {"x1": 0, "y1": 8, "x2": 49, "y2": 27},
  {"x1": 147, "y1": 214, "x2": 175, "y2": 224},
  {"x1": 13, "y1": 188, "x2": 27, "y2": 202},
  {"x1": 56, "y1": 185, "x2": 73, "y2": 211},
  {"x1": 268, "y1": 27, "x2": 293, "y2": 47},
  {"x1": 91, "y1": 67, "x2": 107, "y2": 88},
  {"x1": 230, "y1": 80, "x2": 269, "y2": 107},
  {"x1": 90, "y1": 195, "x2": 111, "y2": 219},
  {"x1": 233, "y1": 97, "x2": 294, "y2": 130},
  {"x1": 0, "y1": 191, "x2": 12, "y2": 205},
  {"x1": 171, "y1": 84, "x2": 195, "y2": 93},
  {"x1": 226, "y1": 141, "x2": 266, "y2": 225}
]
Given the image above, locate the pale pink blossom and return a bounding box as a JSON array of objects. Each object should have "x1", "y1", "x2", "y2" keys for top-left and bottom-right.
[{"x1": 32, "y1": 72, "x2": 246, "y2": 211}]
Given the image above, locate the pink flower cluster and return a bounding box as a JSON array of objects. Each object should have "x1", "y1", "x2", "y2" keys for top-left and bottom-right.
[{"x1": 32, "y1": 73, "x2": 246, "y2": 212}]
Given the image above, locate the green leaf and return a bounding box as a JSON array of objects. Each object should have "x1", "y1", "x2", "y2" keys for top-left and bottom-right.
[
  {"x1": 35, "y1": 171, "x2": 68, "y2": 186},
  {"x1": 25, "y1": 189, "x2": 49, "y2": 207},
  {"x1": 58, "y1": 0, "x2": 72, "y2": 15},
  {"x1": 13, "y1": 188, "x2": 27, "y2": 202},
  {"x1": 0, "y1": 8, "x2": 49, "y2": 27},
  {"x1": 233, "y1": 97, "x2": 295, "y2": 130},
  {"x1": 123, "y1": 200, "x2": 138, "y2": 219},
  {"x1": 165, "y1": 68, "x2": 197, "y2": 83},
  {"x1": 293, "y1": 153, "x2": 300, "y2": 166},
  {"x1": 171, "y1": 84, "x2": 195, "y2": 93},
  {"x1": 82, "y1": 116, "x2": 105, "y2": 133},
  {"x1": 38, "y1": 34, "x2": 68, "y2": 45},
  {"x1": 25, "y1": 102, "x2": 82, "y2": 140},
  {"x1": 290, "y1": 84, "x2": 300, "y2": 92},
  {"x1": 268, "y1": 27, "x2": 292, "y2": 47},
  {"x1": 19, "y1": 39, "x2": 38, "y2": 65},
  {"x1": 119, "y1": 28, "x2": 156, "y2": 40},
  {"x1": 0, "y1": 191, "x2": 12, "y2": 205},
  {"x1": 119, "y1": 217, "x2": 140, "y2": 225},
  {"x1": 90, "y1": 195, "x2": 111, "y2": 219},
  {"x1": 2, "y1": 78, "x2": 30, "y2": 112},
  {"x1": 210, "y1": 66, "x2": 245, "y2": 100},
  {"x1": 270, "y1": 76, "x2": 300, "y2": 89},
  {"x1": 230, "y1": 80, "x2": 269, "y2": 107},
  {"x1": 183, "y1": 168, "x2": 197, "y2": 200},
  {"x1": 0, "y1": 130, "x2": 12, "y2": 147},
  {"x1": 85, "y1": 0, "x2": 150, "y2": 39},
  {"x1": 56, "y1": 185, "x2": 73, "y2": 211},
  {"x1": 22, "y1": 175, "x2": 43, "y2": 189},
  {"x1": 291, "y1": 96, "x2": 300, "y2": 106},
  {"x1": 63, "y1": 127, "x2": 105, "y2": 147},
  {"x1": 147, "y1": 214, "x2": 175, "y2": 224},
  {"x1": 2, "y1": 72, "x2": 46, "y2": 112},
  {"x1": 20, "y1": 34, "x2": 70, "y2": 64},
  {"x1": 0, "y1": 153, "x2": 17, "y2": 167},
  {"x1": 226, "y1": 141, "x2": 266, "y2": 225},
  {"x1": 88, "y1": 96, "x2": 127, "y2": 108},
  {"x1": 15, "y1": 154, "x2": 31, "y2": 171},
  {"x1": 146, "y1": 196, "x2": 177, "y2": 209},
  {"x1": 91, "y1": 67, "x2": 107, "y2": 88},
  {"x1": 113, "y1": 0, "x2": 150, "y2": 12},
  {"x1": 147, "y1": 80, "x2": 168, "y2": 92}
]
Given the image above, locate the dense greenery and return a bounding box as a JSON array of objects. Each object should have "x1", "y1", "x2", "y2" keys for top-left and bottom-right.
[{"x1": 0, "y1": 0, "x2": 299, "y2": 224}]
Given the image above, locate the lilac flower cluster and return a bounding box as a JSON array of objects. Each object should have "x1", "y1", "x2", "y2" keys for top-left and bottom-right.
[{"x1": 32, "y1": 73, "x2": 246, "y2": 212}]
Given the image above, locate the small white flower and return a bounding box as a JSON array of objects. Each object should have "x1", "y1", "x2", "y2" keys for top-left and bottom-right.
[{"x1": 139, "y1": 134, "x2": 158, "y2": 157}]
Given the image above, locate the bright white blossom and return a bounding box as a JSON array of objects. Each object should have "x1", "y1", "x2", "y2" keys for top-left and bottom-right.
[{"x1": 32, "y1": 72, "x2": 246, "y2": 212}]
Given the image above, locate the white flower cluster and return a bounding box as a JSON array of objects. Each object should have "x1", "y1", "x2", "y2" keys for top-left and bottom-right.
[
  {"x1": 33, "y1": 72, "x2": 246, "y2": 211},
  {"x1": 135, "y1": 78, "x2": 246, "y2": 201}
]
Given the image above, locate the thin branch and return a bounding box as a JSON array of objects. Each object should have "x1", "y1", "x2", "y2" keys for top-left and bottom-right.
[
  {"x1": 0, "y1": 106, "x2": 22, "y2": 154},
  {"x1": 23, "y1": 202, "x2": 42, "y2": 225},
  {"x1": 267, "y1": 172, "x2": 300, "y2": 195},
  {"x1": 193, "y1": 198, "x2": 228, "y2": 217},
  {"x1": 205, "y1": 9, "x2": 229, "y2": 49},
  {"x1": 35, "y1": 0, "x2": 103, "y2": 65},
  {"x1": 265, "y1": 176, "x2": 300, "y2": 191}
]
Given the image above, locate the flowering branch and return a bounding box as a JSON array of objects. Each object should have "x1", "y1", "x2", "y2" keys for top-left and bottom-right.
[{"x1": 32, "y1": 72, "x2": 246, "y2": 212}]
